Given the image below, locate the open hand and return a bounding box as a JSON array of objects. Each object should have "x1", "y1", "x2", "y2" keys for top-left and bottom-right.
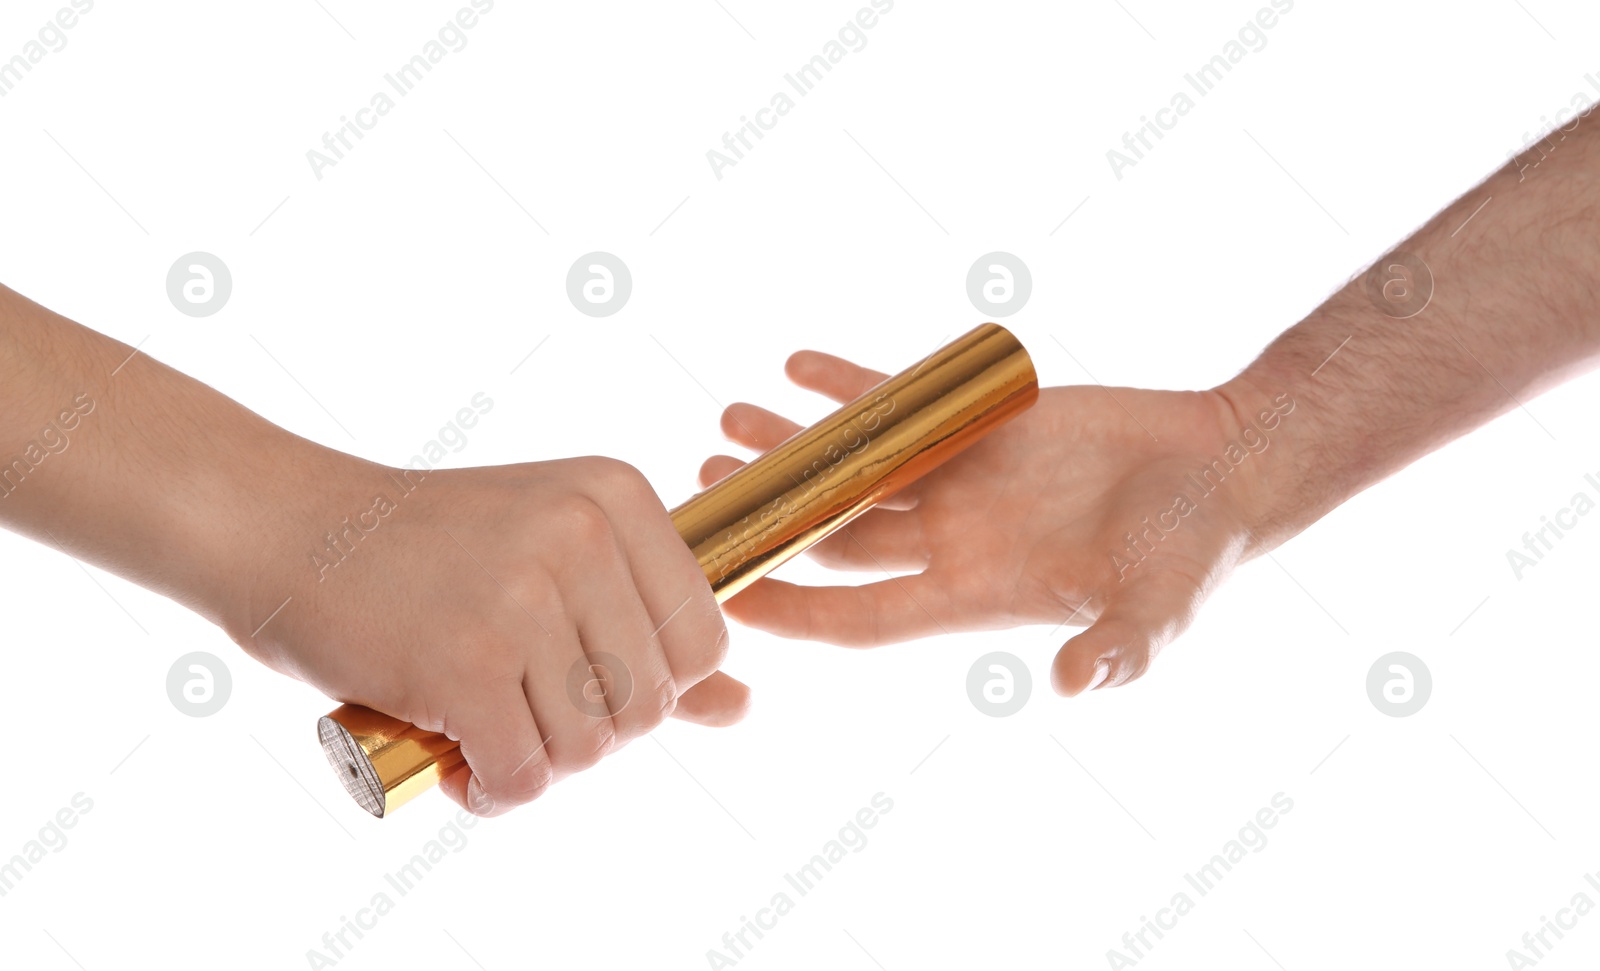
[{"x1": 700, "y1": 349, "x2": 1292, "y2": 696}]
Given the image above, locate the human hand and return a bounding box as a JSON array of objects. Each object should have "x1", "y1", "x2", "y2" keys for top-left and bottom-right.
[
  {"x1": 217, "y1": 450, "x2": 748, "y2": 817},
  {"x1": 700, "y1": 350, "x2": 1294, "y2": 697}
]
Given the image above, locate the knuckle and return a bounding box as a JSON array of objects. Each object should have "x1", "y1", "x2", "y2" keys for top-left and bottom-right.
[
  {"x1": 645, "y1": 677, "x2": 678, "y2": 725},
  {"x1": 400, "y1": 695, "x2": 449, "y2": 736},
  {"x1": 558, "y1": 720, "x2": 617, "y2": 773},
  {"x1": 413, "y1": 710, "x2": 448, "y2": 735},
  {"x1": 707, "y1": 622, "x2": 730, "y2": 668},
  {"x1": 545, "y1": 493, "x2": 615, "y2": 547},
  {"x1": 1120, "y1": 649, "x2": 1153, "y2": 685},
  {"x1": 481, "y1": 778, "x2": 530, "y2": 808},
  {"x1": 666, "y1": 603, "x2": 729, "y2": 677},
  {"x1": 493, "y1": 565, "x2": 559, "y2": 613},
  {"x1": 471, "y1": 760, "x2": 540, "y2": 812},
  {"x1": 583, "y1": 456, "x2": 651, "y2": 498},
  {"x1": 506, "y1": 757, "x2": 554, "y2": 800},
  {"x1": 606, "y1": 675, "x2": 674, "y2": 740}
]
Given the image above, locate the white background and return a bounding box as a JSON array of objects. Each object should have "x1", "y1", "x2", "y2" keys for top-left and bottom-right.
[{"x1": 2, "y1": 1, "x2": 1599, "y2": 968}]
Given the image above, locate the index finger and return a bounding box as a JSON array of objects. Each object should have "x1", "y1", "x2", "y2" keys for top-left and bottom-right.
[
  {"x1": 785, "y1": 350, "x2": 891, "y2": 404},
  {"x1": 723, "y1": 573, "x2": 958, "y2": 648}
]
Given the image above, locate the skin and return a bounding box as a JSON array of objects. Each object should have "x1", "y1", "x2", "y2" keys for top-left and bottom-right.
[
  {"x1": 5, "y1": 107, "x2": 1599, "y2": 818},
  {"x1": 0, "y1": 286, "x2": 749, "y2": 817},
  {"x1": 703, "y1": 105, "x2": 1600, "y2": 696}
]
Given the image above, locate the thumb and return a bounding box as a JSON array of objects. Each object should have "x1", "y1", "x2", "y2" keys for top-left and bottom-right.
[{"x1": 1052, "y1": 570, "x2": 1205, "y2": 697}]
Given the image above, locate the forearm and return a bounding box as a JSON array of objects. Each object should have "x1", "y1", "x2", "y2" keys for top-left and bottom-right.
[
  {"x1": 0, "y1": 284, "x2": 362, "y2": 632},
  {"x1": 1218, "y1": 110, "x2": 1600, "y2": 552},
  {"x1": 2, "y1": 283, "x2": 747, "y2": 809}
]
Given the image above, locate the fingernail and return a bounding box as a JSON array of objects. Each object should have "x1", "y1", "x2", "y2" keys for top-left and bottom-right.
[
  {"x1": 467, "y1": 776, "x2": 496, "y2": 816},
  {"x1": 1086, "y1": 660, "x2": 1110, "y2": 692}
]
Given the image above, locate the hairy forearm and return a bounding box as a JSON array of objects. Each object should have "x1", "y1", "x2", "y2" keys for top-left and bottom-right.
[
  {"x1": 1218, "y1": 109, "x2": 1600, "y2": 552},
  {"x1": 0, "y1": 285, "x2": 359, "y2": 630}
]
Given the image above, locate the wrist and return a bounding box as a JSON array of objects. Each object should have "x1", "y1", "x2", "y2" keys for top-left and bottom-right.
[
  {"x1": 178, "y1": 423, "x2": 372, "y2": 643},
  {"x1": 1208, "y1": 372, "x2": 1317, "y2": 560}
]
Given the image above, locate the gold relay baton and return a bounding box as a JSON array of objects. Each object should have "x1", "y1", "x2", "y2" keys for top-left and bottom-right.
[{"x1": 317, "y1": 323, "x2": 1039, "y2": 817}]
